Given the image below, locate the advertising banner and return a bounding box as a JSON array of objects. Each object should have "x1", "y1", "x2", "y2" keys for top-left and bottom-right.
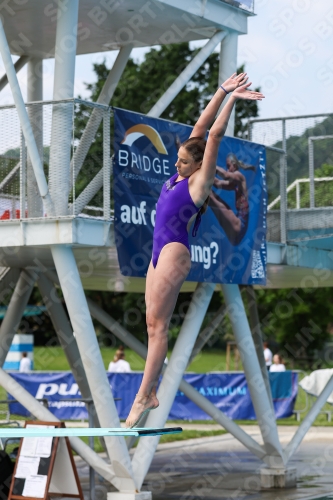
[
  {"x1": 8, "y1": 372, "x2": 297, "y2": 421},
  {"x1": 113, "y1": 107, "x2": 267, "y2": 285}
]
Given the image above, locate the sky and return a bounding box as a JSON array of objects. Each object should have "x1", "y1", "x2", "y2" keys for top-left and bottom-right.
[{"x1": 0, "y1": 0, "x2": 332, "y2": 122}]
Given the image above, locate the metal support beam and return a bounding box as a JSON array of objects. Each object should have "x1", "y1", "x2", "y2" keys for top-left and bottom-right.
[
  {"x1": 148, "y1": 31, "x2": 226, "y2": 118},
  {"x1": 27, "y1": 58, "x2": 43, "y2": 217},
  {"x1": 308, "y1": 137, "x2": 315, "y2": 209},
  {"x1": 245, "y1": 286, "x2": 274, "y2": 411},
  {"x1": 280, "y1": 120, "x2": 287, "y2": 244},
  {"x1": 0, "y1": 19, "x2": 53, "y2": 214},
  {"x1": 0, "y1": 163, "x2": 20, "y2": 194},
  {"x1": 48, "y1": 0, "x2": 78, "y2": 216},
  {"x1": 132, "y1": 282, "x2": 216, "y2": 489},
  {"x1": 37, "y1": 274, "x2": 93, "y2": 401},
  {"x1": 188, "y1": 303, "x2": 227, "y2": 366},
  {"x1": 70, "y1": 45, "x2": 133, "y2": 184},
  {"x1": 0, "y1": 367, "x2": 115, "y2": 483},
  {"x1": 0, "y1": 269, "x2": 37, "y2": 367},
  {"x1": 50, "y1": 246, "x2": 135, "y2": 492},
  {"x1": 69, "y1": 168, "x2": 103, "y2": 215},
  {"x1": 308, "y1": 136, "x2": 333, "y2": 210},
  {"x1": 45, "y1": 274, "x2": 272, "y2": 468},
  {"x1": 221, "y1": 284, "x2": 285, "y2": 466},
  {"x1": 0, "y1": 268, "x2": 20, "y2": 301},
  {"x1": 20, "y1": 130, "x2": 26, "y2": 218},
  {"x1": 87, "y1": 299, "x2": 273, "y2": 463},
  {"x1": 284, "y1": 374, "x2": 333, "y2": 462},
  {"x1": 0, "y1": 55, "x2": 29, "y2": 92},
  {"x1": 219, "y1": 30, "x2": 238, "y2": 137}
]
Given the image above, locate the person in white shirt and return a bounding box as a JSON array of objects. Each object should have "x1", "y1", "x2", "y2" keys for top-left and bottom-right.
[
  {"x1": 269, "y1": 354, "x2": 286, "y2": 372},
  {"x1": 19, "y1": 352, "x2": 32, "y2": 372},
  {"x1": 108, "y1": 346, "x2": 132, "y2": 373},
  {"x1": 263, "y1": 341, "x2": 273, "y2": 370}
]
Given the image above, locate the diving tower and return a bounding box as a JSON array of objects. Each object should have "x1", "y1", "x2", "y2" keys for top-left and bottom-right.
[{"x1": 1, "y1": 1, "x2": 333, "y2": 498}]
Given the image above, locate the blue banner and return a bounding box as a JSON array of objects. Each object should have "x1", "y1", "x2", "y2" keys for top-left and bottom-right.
[
  {"x1": 113, "y1": 107, "x2": 267, "y2": 285},
  {"x1": 8, "y1": 372, "x2": 297, "y2": 421}
]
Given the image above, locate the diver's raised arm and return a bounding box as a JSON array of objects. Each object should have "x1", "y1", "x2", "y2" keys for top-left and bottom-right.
[
  {"x1": 193, "y1": 82, "x2": 264, "y2": 193},
  {"x1": 190, "y1": 73, "x2": 248, "y2": 139}
]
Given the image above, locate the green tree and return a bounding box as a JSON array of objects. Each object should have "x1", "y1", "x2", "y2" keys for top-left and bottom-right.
[
  {"x1": 256, "y1": 287, "x2": 333, "y2": 367},
  {"x1": 84, "y1": 45, "x2": 260, "y2": 132}
]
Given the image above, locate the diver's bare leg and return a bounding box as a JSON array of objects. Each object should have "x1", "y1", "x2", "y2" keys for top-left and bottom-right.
[{"x1": 126, "y1": 243, "x2": 191, "y2": 427}]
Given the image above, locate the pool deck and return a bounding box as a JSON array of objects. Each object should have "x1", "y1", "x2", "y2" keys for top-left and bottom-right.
[{"x1": 74, "y1": 425, "x2": 333, "y2": 500}]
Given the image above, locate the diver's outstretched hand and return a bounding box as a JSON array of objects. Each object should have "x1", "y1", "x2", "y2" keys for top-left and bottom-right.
[
  {"x1": 233, "y1": 82, "x2": 265, "y2": 100},
  {"x1": 221, "y1": 72, "x2": 248, "y2": 93}
]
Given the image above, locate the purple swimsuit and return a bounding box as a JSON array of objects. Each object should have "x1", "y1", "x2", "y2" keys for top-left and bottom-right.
[{"x1": 152, "y1": 173, "x2": 202, "y2": 268}]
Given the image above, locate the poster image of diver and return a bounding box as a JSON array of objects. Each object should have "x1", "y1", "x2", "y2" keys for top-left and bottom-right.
[{"x1": 187, "y1": 136, "x2": 267, "y2": 285}]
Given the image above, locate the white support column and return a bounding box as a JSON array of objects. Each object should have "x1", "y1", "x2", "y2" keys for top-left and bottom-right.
[
  {"x1": 0, "y1": 367, "x2": 116, "y2": 483},
  {"x1": 35, "y1": 283, "x2": 270, "y2": 466},
  {"x1": 46, "y1": 273, "x2": 277, "y2": 468},
  {"x1": 0, "y1": 269, "x2": 37, "y2": 367},
  {"x1": 221, "y1": 284, "x2": 285, "y2": 466},
  {"x1": 50, "y1": 246, "x2": 135, "y2": 492},
  {"x1": 70, "y1": 45, "x2": 133, "y2": 184},
  {"x1": 148, "y1": 31, "x2": 226, "y2": 118},
  {"x1": 0, "y1": 55, "x2": 29, "y2": 92},
  {"x1": 27, "y1": 58, "x2": 44, "y2": 217},
  {"x1": 0, "y1": 18, "x2": 53, "y2": 214},
  {"x1": 219, "y1": 30, "x2": 238, "y2": 137},
  {"x1": 86, "y1": 298, "x2": 273, "y2": 464},
  {"x1": 132, "y1": 282, "x2": 216, "y2": 489},
  {"x1": 48, "y1": 0, "x2": 79, "y2": 216}
]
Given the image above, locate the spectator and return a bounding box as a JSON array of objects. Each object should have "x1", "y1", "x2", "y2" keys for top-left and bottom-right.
[
  {"x1": 108, "y1": 346, "x2": 132, "y2": 373},
  {"x1": 270, "y1": 354, "x2": 286, "y2": 372},
  {"x1": 263, "y1": 341, "x2": 273, "y2": 371},
  {"x1": 19, "y1": 352, "x2": 31, "y2": 372}
]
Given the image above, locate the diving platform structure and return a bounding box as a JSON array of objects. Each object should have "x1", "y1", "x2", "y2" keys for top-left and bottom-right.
[{"x1": 1, "y1": 1, "x2": 333, "y2": 498}]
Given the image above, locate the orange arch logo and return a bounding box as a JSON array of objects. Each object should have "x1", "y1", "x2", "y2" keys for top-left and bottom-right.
[{"x1": 121, "y1": 124, "x2": 168, "y2": 155}]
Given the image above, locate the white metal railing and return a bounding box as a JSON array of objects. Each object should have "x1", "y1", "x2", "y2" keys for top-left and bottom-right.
[
  {"x1": 268, "y1": 177, "x2": 333, "y2": 210},
  {"x1": 0, "y1": 98, "x2": 111, "y2": 221},
  {"x1": 248, "y1": 112, "x2": 333, "y2": 243},
  {"x1": 308, "y1": 135, "x2": 333, "y2": 208}
]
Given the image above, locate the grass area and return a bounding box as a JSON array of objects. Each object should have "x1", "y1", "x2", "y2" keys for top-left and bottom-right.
[{"x1": 32, "y1": 347, "x2": 238, "y2": 373}]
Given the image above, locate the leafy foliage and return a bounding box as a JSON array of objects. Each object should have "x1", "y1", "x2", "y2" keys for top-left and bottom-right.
[
  {"x1": 84, "y1": 45, "x2": 259, "y2": 132},
  {"x1": 256, "y1": 287, "x2": 333, "y2": 367}
]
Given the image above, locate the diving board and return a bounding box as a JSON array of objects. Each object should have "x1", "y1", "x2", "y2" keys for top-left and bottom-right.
[{"x1": 0, "y1": 426, "x2": 183, "y2": 438}]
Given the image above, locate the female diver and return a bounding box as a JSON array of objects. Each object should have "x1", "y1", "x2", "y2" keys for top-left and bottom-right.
[
  {"x1": 209, "y1": 153, "x2": 255, "y2": 246},
  {"x1": 125, "y1": 73, "x2": 264, "y2": 428}
]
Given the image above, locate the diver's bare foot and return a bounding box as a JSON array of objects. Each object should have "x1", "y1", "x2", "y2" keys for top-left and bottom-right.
[{"x1": 125, "y1": 393, "x2": 159, "y2": 428}]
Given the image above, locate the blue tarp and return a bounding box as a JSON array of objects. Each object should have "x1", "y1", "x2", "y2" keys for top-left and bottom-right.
[{"x1": 8, "y1": 371, "x2": 297, "y2": 421}]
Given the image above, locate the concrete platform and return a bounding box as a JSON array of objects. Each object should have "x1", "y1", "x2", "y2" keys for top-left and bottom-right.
[{"x1": 74, "y1": 425, "x2": 333, "y2": 500}]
